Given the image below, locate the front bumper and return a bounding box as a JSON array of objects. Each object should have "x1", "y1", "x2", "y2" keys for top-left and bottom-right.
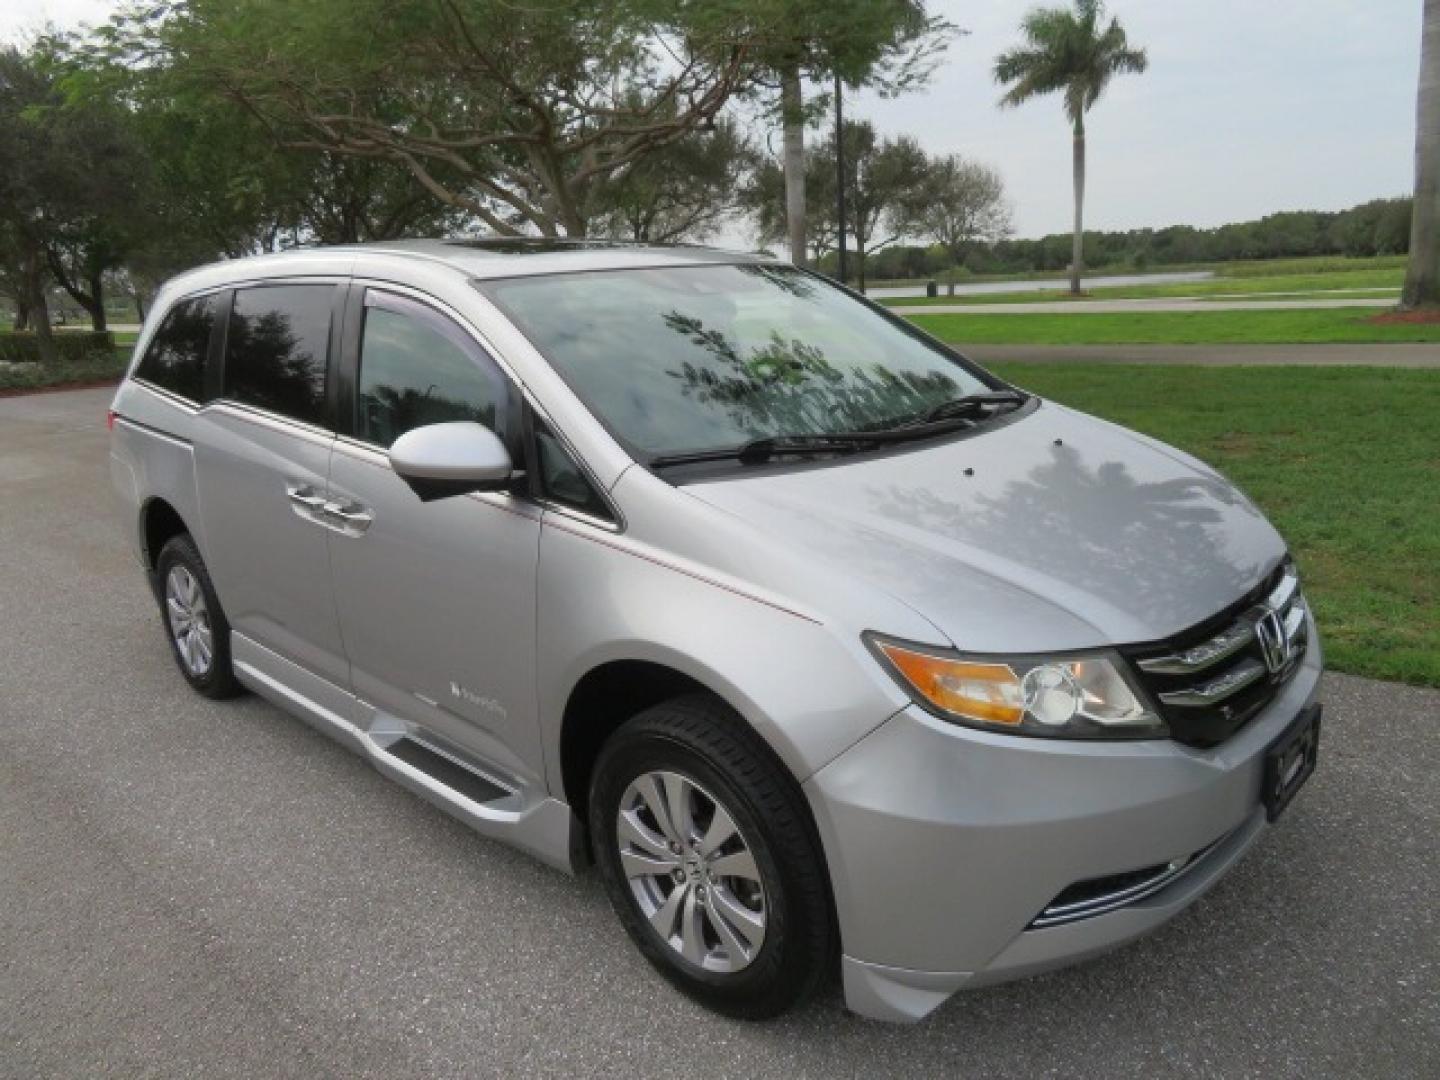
[{"x1": 805, "y1": 622, "x2": 1323, "y2": 1023}]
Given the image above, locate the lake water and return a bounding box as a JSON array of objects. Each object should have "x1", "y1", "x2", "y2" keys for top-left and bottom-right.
[{"x1": 866, "y1": 270, "x2": 1215, "y2": 299}]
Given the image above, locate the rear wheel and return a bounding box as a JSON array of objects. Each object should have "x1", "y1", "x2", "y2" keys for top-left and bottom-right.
[
  {"x1": 155, "y1": 534, "x2": 242, "y2": 699},
  {"x1": 589, "y1": 695, "x2": 834, "y2": 1019}
]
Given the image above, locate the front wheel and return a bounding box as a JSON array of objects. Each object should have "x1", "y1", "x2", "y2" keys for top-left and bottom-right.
[{"x1": 589, "y1": 695, "x2": 834, "y2": 1019}]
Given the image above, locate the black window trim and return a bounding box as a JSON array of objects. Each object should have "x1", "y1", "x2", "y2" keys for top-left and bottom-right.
[{"x1": 204, "y1": 287, "x2": 231, "y2": 404}]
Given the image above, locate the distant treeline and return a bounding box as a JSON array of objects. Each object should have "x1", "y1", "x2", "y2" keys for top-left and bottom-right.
[{"x1": 819, "y1": 196, "x2": 1412, "y2": 281}]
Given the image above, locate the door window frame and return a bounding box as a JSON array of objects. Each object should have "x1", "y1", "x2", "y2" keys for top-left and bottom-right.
[
  {"x1": 336, "y1": 280, "x2": 622, "y2": 530},
  {"x1": 209, "y1": 277, "x2": 348, "y2": 435},
  {"x1": 341, "y1": 286, "x2": 516, "y2": 452}
]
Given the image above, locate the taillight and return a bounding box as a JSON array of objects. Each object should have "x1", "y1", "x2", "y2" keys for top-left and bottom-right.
[{"x1": 107, "y1": 409, "x2": 117, "y2": 431}]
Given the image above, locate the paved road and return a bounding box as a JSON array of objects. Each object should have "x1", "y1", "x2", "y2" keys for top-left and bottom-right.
[
  {"x1": 901, "y1": 296, "x2": 1392, "y2": 315},
  {"x1": 2, "y1": 388, "x2": 1437, "y2": 1078},
  {"x1": 953, "y1": 343, "x2": 1440, "y2": 368}
]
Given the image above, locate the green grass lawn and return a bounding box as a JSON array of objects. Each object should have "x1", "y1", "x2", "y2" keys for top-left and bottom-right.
[
  {"x1": 1196, "y1": 288, "x2": 1399, "y2": 302},
  {"x1": 907, "y1": 308, "x2": 1440, "y2": 345},
  {"x1": 985, "y1": 362, "x2": 1440, "y2": 687},
  {"x1": 884, "y1": 267, "x2": 1405, "y2": 307},
  {"x1": 886, "y1": 278, "x2": 1401, "y2": 307},
  {"x1": 1217, "y1": 254, "x2": 1408, "y2": 277}
]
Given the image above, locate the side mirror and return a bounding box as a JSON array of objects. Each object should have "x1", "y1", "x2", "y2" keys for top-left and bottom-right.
[{"x1": 388, "y1": 421, "x2": 513, "y2": 502}]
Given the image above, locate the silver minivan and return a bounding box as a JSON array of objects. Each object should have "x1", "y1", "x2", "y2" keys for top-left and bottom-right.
[{"x1": 110, "y1": 241, "x2": 1322, "y2": 1023}]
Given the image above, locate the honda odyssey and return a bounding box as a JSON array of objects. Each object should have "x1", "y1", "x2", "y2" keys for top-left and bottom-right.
[{"x1": 109, "y1": 240, "x2": 1322, "y2": 1022}]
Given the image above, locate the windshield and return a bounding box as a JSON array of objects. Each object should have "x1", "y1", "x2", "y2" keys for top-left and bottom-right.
[{"x1": 479, "y1": 264, "x2": 1000, "y2": 458}]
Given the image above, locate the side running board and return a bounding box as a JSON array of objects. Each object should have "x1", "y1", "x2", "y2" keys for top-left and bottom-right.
[{"x1": 229, "y1": 632, "x2": 580, "y2": 873}]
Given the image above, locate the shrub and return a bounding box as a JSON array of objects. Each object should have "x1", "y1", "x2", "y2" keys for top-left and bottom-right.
[
  {"x1": 0, "y1": 347, "x2": 129, "y2": 392},
  {"x1": 0, "y1": 331, "x2": 117, "y2": 366}
]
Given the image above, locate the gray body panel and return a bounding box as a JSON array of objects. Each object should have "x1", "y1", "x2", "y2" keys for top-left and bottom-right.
[
  {"x1": 813, "y1": 618, "x2": 1322, "y2": 1020},
  {"x1": 193, "y1": 406, "x2": 348, "y2": 685},
  {"x1": 110, "y1": 241, "x2": 1323, "y2": 1023},
  {"x1": 686, "y1": 403, "x2": 1286, "y2": 653},
  {"x1": 326, "y1": 437, "x2": 547, "y2": 785}
]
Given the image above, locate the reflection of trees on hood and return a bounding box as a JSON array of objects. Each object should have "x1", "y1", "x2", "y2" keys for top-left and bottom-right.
[
  {"x1": 874, "y1": 442, "x2": 1265, "y2": 629},
  {"x1": 661, "y1": 311, "x2": 957, "y2": 438}
]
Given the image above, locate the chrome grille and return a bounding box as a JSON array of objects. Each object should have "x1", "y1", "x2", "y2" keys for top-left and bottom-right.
[{"x1": 1125, "y1": 562, "x2": 1308, "y2": 747}]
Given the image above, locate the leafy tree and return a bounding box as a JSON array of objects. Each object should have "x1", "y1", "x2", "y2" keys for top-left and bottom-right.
[
  {"x1": 1375, "y1": 199, "x2": 1414, "y2": 256},
  {"x1": 752, "y1": 1, "x2": 952, "y2": 266},
  {"x1": 752, "y1": 120, "x2": 930, "y2": 289},
  {"x1": 590, "y1": 117, "x2": 758, "y2": 242},
  {"x1": 1404, "y1": 0, "x2": 1440, "y2": 308},
  {"x1": 36, "y1": 59, "x2": 151, "y2": 331},
  {"x1": 832, "y1": 121, "x2": 929, "y2": 292},
  {"x1": 994, "y1": 0, "x2": 1147, "y2": 294},
  {"x1": 906, "y1": 155, "x2": 1011, "y2": 293},
  {"x1": 66, "y1": 25, "x2": 471, "y2": 311},
  {"x1": 0, "y1": 46, "x2": 71, "y2": 360},
  {"x1": 748, "y1": 151, "x2": 840, "y2": 264},
  {"x1": 1331, "y1": 198, "x2": 1411, "y2": 257},
  {"x1": 105, "y1": 0, "x2": 776, "y2": 239}
]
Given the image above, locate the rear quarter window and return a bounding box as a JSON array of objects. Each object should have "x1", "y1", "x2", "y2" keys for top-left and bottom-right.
[
  {"x1": 223, "y1": 284, "x2": 335, "y2": 428},
  {"x1": 134, "y1": 295, "x2": 217, "y2": 402}
]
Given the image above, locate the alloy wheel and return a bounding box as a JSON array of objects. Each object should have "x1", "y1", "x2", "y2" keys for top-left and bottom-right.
[
  {"x1": 616, "y1": 769, "x2": 768, "y2": 973},
  {"x1": 165, "y1": 565, "x2": 213, "y2": 677}
]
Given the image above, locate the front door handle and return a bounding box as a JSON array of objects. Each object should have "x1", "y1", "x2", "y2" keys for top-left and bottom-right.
[
  {"x1": 287, "y1": 484, "x2": 329, "y2": 513},
  {"x1": 323, "y1": 500, "x2": 374, "y2": 533}
]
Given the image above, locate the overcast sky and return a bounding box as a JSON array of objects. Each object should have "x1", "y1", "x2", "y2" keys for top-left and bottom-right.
[{"x1": 3, "y1": 0, "x2": 1424, "y2": 240}]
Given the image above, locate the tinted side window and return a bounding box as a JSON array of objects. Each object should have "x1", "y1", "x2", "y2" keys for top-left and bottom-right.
[
  {"x1": 224, "y1": 285, "x2": 334, "y2": 427},
  {"x1": 135, "y1": 295, "x2": 215, "y2": 401},
  {"x1": 534, "y1": 417, "x2": 611, "y2": 520},
  {"x1": 356, "y1": 295, "x2": 508, "y2": 448}
]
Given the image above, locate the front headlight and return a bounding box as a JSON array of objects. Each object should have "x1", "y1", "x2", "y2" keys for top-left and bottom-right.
[{"x1": 867, "y1": 634, "x2": 1166, "y2": 739}]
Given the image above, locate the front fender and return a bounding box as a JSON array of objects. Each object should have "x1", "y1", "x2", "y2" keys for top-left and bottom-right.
[{"x1": 535, "y1": 514, "x2": 912, "y2": 798}]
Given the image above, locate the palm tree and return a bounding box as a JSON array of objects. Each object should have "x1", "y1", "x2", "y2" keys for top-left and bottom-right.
[
  {"x1": 994, "y1": 1, "x2": 1147, "y2": 295},
  {"x1": 1403, "y1": 0, "x2": 1440, "y2": 309}
]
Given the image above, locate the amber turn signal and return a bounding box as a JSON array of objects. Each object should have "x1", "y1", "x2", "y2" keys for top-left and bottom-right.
[{"x1": 874, "y1": 643, "x2": 1025, "y2": 725}]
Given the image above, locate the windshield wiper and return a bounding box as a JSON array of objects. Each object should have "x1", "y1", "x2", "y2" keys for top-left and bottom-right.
[
  {"x1": 648, "y1": 392, "x2": 1032, "y2": 470},
  {"x1": 650, "y1": 432, "x2": 889, "y2": 469},
  {"x1": 885, "y1": 390, "x2": 1029, "y2": 430}
]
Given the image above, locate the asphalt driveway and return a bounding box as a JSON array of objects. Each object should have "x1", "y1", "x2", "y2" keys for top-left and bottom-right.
[{"x1": 1, "y1": 387, "x2": 1436, "y2": 1078}]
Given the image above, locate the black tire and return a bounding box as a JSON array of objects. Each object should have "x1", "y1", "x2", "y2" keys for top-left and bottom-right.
[
  {"x1": 154, "y1": 534, "x2": 243, "y2": 700},
  {"x1": 589, "y1": 694, "x2": 835, "y2": 1019}
]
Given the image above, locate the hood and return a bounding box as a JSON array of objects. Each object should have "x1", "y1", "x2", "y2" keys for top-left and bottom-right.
[{"x1": 684, "y1": 403, "x2": 1285, "y2": 653}]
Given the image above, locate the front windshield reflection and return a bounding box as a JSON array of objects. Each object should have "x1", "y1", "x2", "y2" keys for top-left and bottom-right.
[
  {"x1": 662, "y1": 311, "x2": 959, "y2": 440},
  {"x1": 482, "y1": 263, "x2": 991, "y2": 456}
]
